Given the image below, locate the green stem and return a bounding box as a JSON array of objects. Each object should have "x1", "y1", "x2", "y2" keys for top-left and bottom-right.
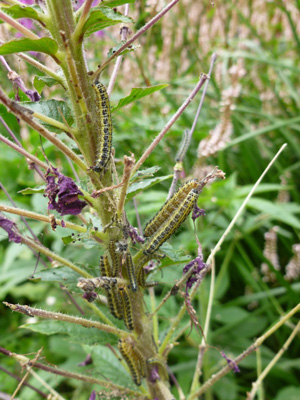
[
  {"x1": 33, "y1": 111, "x2": 74, "y2": 136},
  {"x1": 0, "y1": 10, "x2": 39, "y2": 39},
  {"x1": 21, "y1": 235, "x2": 92, "y2": 278}
]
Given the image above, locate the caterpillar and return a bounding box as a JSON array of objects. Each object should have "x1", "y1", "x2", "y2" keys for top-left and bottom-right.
[
  {"x1": 99, "y1": 254, "x2": 111, "y2": 277},
  {"x1": 175, "y1": 129, "x2": 191, "y2": 162},
  {"x1": 125, "y1": 251, "x2": 137, "y2": 292},
  {"x1": 144, "y1": 179, "x2": 199, "y2": 238},
  {"x1": 118, "y1": 339, "x2": 144, "y2": 386},
  {"x1": 106, "y1": 286, "x2": 123, "y2": 320},
  {"x1": 118, "y1": 286, "x2": 134, "y2": 330},
  {"x1": 77, "y1": 276, "x2": 117, "y2": 292},
  {"x1": 92, "y1": 81, "x2": 112, "y2": 174},
  {"x1": 108, "y1": 240, "x2": 120, "y2": 277},
  {"x1": 143, "y1": 189, "x2": 199, "y2": 255}
]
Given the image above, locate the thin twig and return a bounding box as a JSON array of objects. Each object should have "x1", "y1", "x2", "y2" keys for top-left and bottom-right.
[
  {"x1": 0, "y1": 347, "x2": 144, "y2": 398},
  {"x1": 4, "y1": 302, "x2": 126, "y2": 336},
  {"x1": 247, "y1": 319, "x2": 300, "y2": 400},
  {"x1": 0, "y1": 88, "x2": 87, "y2": 171},
  {"x1": 0, "y1": 133, "x2": 49, "y2": 170},
  {"x1": 0, "y1": 10, "x2": 39, "y2": 39},
  {"x1": 92, "y1": 0, "x2": 181, "y2": 79},
  {"x1": 107, "y1": 4, "x2": 130, "y2": 96},
  {"x1": 188, "y1": 303, "x2": 300, "y2": 399},
  {"x1": 131, "y1": 74, "x2": 208, "y2": 176}
]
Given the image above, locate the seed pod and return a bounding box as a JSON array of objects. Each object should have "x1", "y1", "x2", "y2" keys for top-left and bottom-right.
[
  {"x1": 144, "y1": 179, "x2": 199, "y2": 238},
  {"x1": 92, "y1": 81, "x2": 112, "y2": 174}
]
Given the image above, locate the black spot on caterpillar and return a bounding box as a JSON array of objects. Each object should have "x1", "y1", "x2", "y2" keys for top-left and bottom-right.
[
  {"x1": 92, "y1": 81, "x2": 112, "y2": 174},
  {"x1": 118, "y1": 286, "x2": 134, "y2": 330},
  {"x1": 144, "y1": 179, "x2": 199, "y2": 238},
  {"x1": 143, "y1": 189, "x2": 199, "y2": 255},
  {"x1": 108, "y1": 240, "x2": 120, "y2": 277},
  {"x1": 118, "y1": 339, "x2": 144, "y2": 386},
  {"x1": 125, "y1": 251, "x2": 137, "y2": 292}
]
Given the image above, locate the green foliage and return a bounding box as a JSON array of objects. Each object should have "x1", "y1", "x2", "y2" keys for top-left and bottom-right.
[{"x1": 0, "y1": 37, "x2": 58, "y2": 56}]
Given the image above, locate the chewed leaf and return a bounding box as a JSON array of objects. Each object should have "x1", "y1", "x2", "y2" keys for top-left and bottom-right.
[
  {"x1": 82, "y1": 6, "x2": 133, "y2": 37},
  {"x1": 0, "y1": 38, "x2": 58, "y2": 57},
  {"x1": 18, "y1": 185, "x2": 45, "y2": 195},
  {"x1": 112, "y1": 84, "x2": 169, "y2": 112},
  {"x1": 131, "y1": 166, "x2": 161, "y2": 182},
  {"x1": 107, "y1": 42, "x2": 140, "y2": 58},
  {"x1": 33, "y1": 76, "x2": 61, "y2": 93},
  {"x1": 126, "y1": 175, "x2": 172, "y2": 202}
]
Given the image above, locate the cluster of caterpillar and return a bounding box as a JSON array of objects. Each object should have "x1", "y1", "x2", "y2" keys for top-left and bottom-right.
[
  {"x1": 118, "y1": 338, "x2": 147, "y2": 386},
  {"x1": 142, "y1": 179, "x2": 201, "y2": 255},
  {"x1": 91, "y1": 80, "x2": 112, "y2": 174}
]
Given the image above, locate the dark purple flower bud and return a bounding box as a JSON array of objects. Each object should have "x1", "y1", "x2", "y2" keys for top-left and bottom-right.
[
  {"x1": 89, "y1": 390, "x2": 96, "y2": 400},
  {"x1": 128, "y1": 225, "x2": 144, "y2": 245},
  {"x1": 221, "y1": 351, "x2": 240, "y2": 373},
  {"x1": 192, "y1": 205, "x2": 205, "y2": 221},
  {"x1": 45, "y1": 168, "x2": 86, "y2": 216},
  {"x1": 82, "y1": 292, "x2": 97, "y2": 303},
  {"x1": 149, "y1": 365, "x2": 160, "y2": 383},
  {"x1": 78, "y1": 354, "x2": 93, "y2": 367},
  {"x1": 183, "y1": 256, "x2": 206, "y2": 294},
  {"x1": 0, "y1": 215, "x2": 22, "y2": 243},
  {"x1": 61, "y1": 220, "x2": 66, "y2": 228},
  {"x1": 8, "y1": 70, "x2": 40, "y2": 102}
]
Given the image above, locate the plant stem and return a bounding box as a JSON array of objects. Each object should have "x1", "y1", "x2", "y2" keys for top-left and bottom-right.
[
  {"x1": 32, "y1": 111, "x2": 74, "y2": 136},
  {"x1": 92, "y1": 0, "x2": 181, "y2": 79},
  {"x1": 248, "y1": 320, "x2": 300, "y2": 400},
  {"x1": 131, "y1": 74, "x2": 208, "y2": 176},
  {"x1": 0, "y1": 10, "x2": 39, "y2": 39},
  {"x1": 72, "y1": 0, "x2": 94, "y2": 43},
  {"x1": 3, "y1": 302, "x2": 126, "y2": 336},
  {"x1": 188, "y1": 303, "x2": 300, "y2": 399},
  {"x1": 0, "y1": 88, "x2": 87, "y2": 171},
  {"x1": 0, "y1": 133, "x2": 49, "y2": 170},
  {"x1": 20, "y1": 235, "x2": 93, "y2": 278}
]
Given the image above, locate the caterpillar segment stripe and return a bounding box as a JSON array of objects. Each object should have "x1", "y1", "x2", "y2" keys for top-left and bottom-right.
[
  {"x1": 144, "y1": 179, "x2": 199, "y2": 237},
  {"x1": 125, "y1": 252, "x2": 137, "y2": 292},
  {"x1": 108, "y1": 240, "x2": 120, "y2": 277},
  {"x1": 118, "y1": 286, "x2": 134, "y2": 330},
  {"x1": 143, "y1": 189, "x2": 199, "y2": 255},
  {"x1": 118, "y1": 339, "x2": 142, "y2": 386},
  {"x1": 92, "y1": 81, "x2": 112, "y2": 174}
]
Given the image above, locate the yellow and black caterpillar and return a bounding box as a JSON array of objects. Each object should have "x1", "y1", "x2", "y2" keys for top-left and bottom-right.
[
  {"x1": 144, "y1": 179, "x2": 199, "y2": 238},
  {"x1": 118, "y1": 338, "x2": 146, "y2": 386},
  {"x1": 92, "y1": 81, "x2": 112, "y2": 173},
  {"x1": 143, "y1": 188, "x2": 199, "y2": 255}
]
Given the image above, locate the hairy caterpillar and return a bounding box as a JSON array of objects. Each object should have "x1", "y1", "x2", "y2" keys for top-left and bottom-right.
[
  {"x1": 108, "y1": 240, "x2": 120, "y2": 277},
  {"x1": 92, "y1": 81, "x2": 112, "y2": 173},
  {"x1": 175, "y1": 129, "x2": 191, "y2": 162},
  {"x1": 143, "y1": 189, "x2": 199, "y2": 255},
  {"x1": 118, "y1": 286, "x2": 134, "y2": 330},
  {"x1": 125, "y1": 251, "x2": 137, "y2": 292},
  {"x1": 144, "y1": 179, "x2": 199, "y2": 238},
  {"x1": 118, "y1": 339, "x2": 145, "y2": 386}
]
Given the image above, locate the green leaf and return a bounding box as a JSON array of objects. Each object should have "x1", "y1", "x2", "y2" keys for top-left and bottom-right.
[
  {"x1": 18, "y1": 185, "x2": 45, "y2": 195},
  {"x1": 22, "y1": 100, "x2": 74, "y2": 133},
  {"x1": 24, "y1": 320, "x2": 117, "y2": 346},
  {"x1": 131, "y1": 166, "x2": 160, "y2": 182},
  {"x1": 112, "y1": 84, "x2": 169, "y2": 112},
  {"x1": 102, "y1": 0, "x2": 136, "y2": 7},
  {"x1": 33, "y1": 75, "x2": 60, "y2": 93},
  {"x1": 247, "y1": 198, "x2": 300, "y2": 229},
  {"x1": 84, "y1": 345, "x2": 136, "y2": 388},
  {"x1": 0, "y1": 38, "x2": 58, "y2": 57},
  {"x1": 126, "y1": 174, "x2": 172, "y2": 202},
  {"x1": 82, "y1": 6, "x2": 133, "y2": 37},
  {"x1": 0, "y1": 5, "x2": 42, "y2": 22},
  {"x1": 274, "y1": 387, "x2": 300, "y2": 400},
  {"x1": 35, "y1": 266, "x2": 82, "y2": 292}
]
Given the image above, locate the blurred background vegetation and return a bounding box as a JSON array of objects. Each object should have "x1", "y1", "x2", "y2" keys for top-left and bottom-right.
[{"x1": 0, "y1": 0, "x2": 299, "y2": 399}]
